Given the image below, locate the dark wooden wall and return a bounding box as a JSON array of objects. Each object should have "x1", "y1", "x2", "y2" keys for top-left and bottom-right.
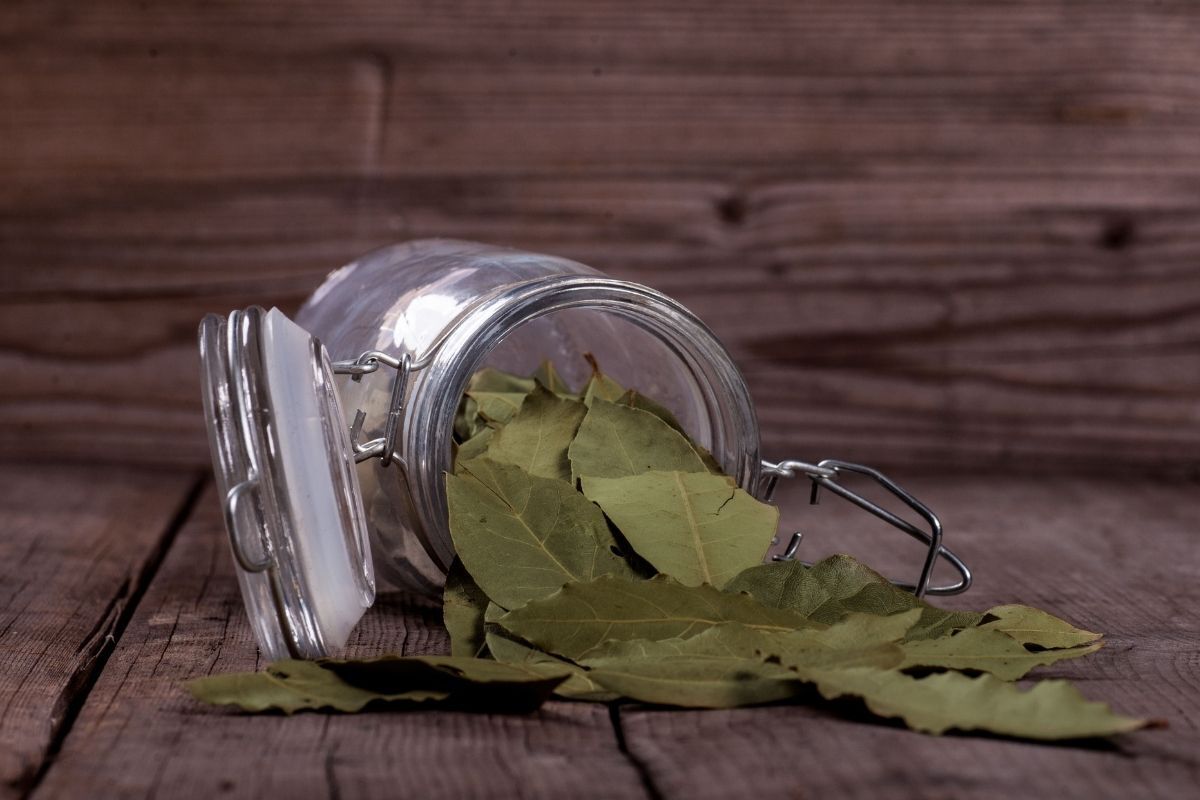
[{"x1": 3, "y1": 1, "x2": 1199, "y2": 474}]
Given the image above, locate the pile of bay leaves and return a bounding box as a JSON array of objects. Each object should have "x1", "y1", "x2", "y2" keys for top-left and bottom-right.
[{"x1": 190, "y1": 361, "x2": 1151, "y2": 741}]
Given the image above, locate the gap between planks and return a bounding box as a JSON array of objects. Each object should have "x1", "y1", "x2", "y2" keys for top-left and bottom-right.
[
  {"x1": 0, "y1": 463, "x2": 206, "y2": 800},
  {"x1": 18, "y1": 473, "x2": 207, "y2": 800},
  {"x1": 30, "y1": 487, "x2": 653, "y2": 800}
]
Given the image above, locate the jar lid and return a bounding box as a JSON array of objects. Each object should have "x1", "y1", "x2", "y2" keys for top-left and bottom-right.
[{"x1": 198, "y1": 306, "x2": 375, "y2": 660}]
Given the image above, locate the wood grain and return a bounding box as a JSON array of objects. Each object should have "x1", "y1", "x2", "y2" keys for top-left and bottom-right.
[
  {"x1": 29, "y1": 473, "x2": 1200, "y2": 799},
  {"x1": 2, "y1": 0, "x2": 1199, "y2": 472},
  {"x1": 32, "y1": 487, "x2": 651, "y2": 800},
  {"x1": 618, "y1": 472, "x2": 1200, "y2": 799},
  {"x1": 0, "y1": 462, "x2": 201, "y2": 797}
]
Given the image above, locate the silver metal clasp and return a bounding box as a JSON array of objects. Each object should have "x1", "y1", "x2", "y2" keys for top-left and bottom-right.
[
  {"x1": 332, "y1": 350, "x2": 413, "y2": 468},
  {"x1": 760, "y1": 458, "x2": 972, "y2": 598}
]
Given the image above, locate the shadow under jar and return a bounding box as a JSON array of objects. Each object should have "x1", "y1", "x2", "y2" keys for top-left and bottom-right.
[{"x1": 200, "y1": 239, "x2": 970, "y2": 661}]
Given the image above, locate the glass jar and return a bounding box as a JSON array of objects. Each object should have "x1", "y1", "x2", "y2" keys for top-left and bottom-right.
[
  {"x1": 200, "y1": 239, "x2": 970, "y2": 661},
  {"x1": 297, "y1": 239, "x2": 761, "y2": 595}
]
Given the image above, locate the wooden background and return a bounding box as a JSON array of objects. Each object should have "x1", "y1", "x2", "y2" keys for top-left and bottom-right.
[
  {"x1": 2, "y1": 6, "x2": 1200, "y2": 798},
  {"x1": 2, "y1": 1, "x2": 1199, "y2": 475}
]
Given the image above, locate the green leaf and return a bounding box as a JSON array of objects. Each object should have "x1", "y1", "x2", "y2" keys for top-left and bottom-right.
[
  {"x1": 583, "y1": 372, "x2": 626, "y2": 406},
  {"x1": 568, "y1": 398, "x2": 708, "y2": 482},
  {"x1": 899, "y1": 626, "x2": 1102, "y2": 680},
  {"x1": 582, "y1": 628, "x2": 803, "y2": 708},
  {"x1": 187, "y1": 660, "x2": 448, "y2": 714},
  {"x1": 807, "y1": 667, "x2": 1148, "y2": 740},
  {"x1": 614, "y1": 389, "x2": 684, "y2": 434},
  {"x1": 468, "y1": 367, "x2": 537, "y2": 395},
  {"x1": 455, "y1": 368, "x2": 537, "y2": 438},
  {"x1": 771, "y1": 609, "x2": 916, "y2": 670},
  {"x1": 483, "y1": 600, "x2": 506, "y2": 624},
  {"x1": 322, "y1": 653, "x2": 568, "y2": 690},
  {"x1": 443, "y1": 560, "x2": 490, "y2": 658},
  {"x1": 582, "y1": 470, "x2": 778, "y2": 589},
  {"x1": 484, "y1": 385, "x2": 587, "y2": 481},
  {"x1": 495, "y1": 574, "x2": 816, "y2": 661},
  {"x1": 322, "y1": 655, "x2": 570, "y2": 714},
  {"x1": 485, "y1": 629, "x2": 618, "y2": 701},
  {"x1": 533, "y1": 360, "x2": 576, "y2": 397},
  {"x1": 726, "y1": 555, "x2": 983, "y2": 640},
  {"x1": 189, "y1": 656, "x2": 570, "y2": 715},
  {"x1": 466, "y1": 391, "x2": 527, "y2": 426},
  {"x1": 580, "y1": 353, "x2": 626, "y2": 406},
  {"x1": 976, "y1": 604, "x2": 1103, "y2": 650},
  {"x1": 454, "y1": 427, "x2": 494, "y2": 467},
  {"x1": 446, "y1": 459, "x2": 638, "y2": 609},
  {"x1": 454, "y1": 394, "x2": 482, "y2": 440},
  {"x1": 580, "y1": 612, "x2": 912, "y2": 707}
]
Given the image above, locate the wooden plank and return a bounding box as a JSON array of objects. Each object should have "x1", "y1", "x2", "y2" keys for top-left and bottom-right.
[
  {"x1": 7, "y1": 2, "x2": 1200, "y2": 78},
  {"x1": 2, "y1": 235, "x2": 1198, "y2": 470},
  {"x1": 2, "y1": 2, "x2": 1200, "y2": 183},
  {"x1": 0, "y1": 51, "x2": 386, "y2": 184},
  {"x1": 32, "y1": 487, "x2": 651, "y2": 799},
  {"x1": 3, "y1": 2, "x2": 1200, "y2": 472},
  {"x1": 618, "y1": 473, "x2": 1200, "y2": 799},
  {"x1": 8, "y1": 174, "x2": 1200, "y2": 294},
  {"x1": 0, "y1": 462, "x2": 201, "y2": 797}
]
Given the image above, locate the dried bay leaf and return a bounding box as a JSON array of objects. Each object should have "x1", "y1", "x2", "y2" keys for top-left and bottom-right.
[
  {"x1": 898, "y1": 626, "x2": 1101, "y2": 680},
  {"x1": 485, "y1": 629, "x2": 618, "y2": 701},
  {"x1": 578, "y1": 612, "x2": 913, "y2": 708},
  {"x1": 454, "y1": 368, "x2": 537, "y2": 438},
  {"x1": 613, "y1": 388, "x2": 725, "y2": 472},
  {"x1": 583, "y1": 372, "x2": 626, "y2": 406},
  {"x1": 189, "y1": 656, "x2": 569, "y2": 715},
  {"x1": 443, "y1": 560, "x2": 489, "y2": 658},
  {"x1": 454, "y1": 394, "x2": 482, "y2": 440},
  {"x1": 495, "y1": 574, "x2": 816, "y2": 661},
  {"x1": 569, "y1": 398, "x2": 708, "y2": 481},
  {"x1": 976, "y1": 604, "x2": 1103, "y2": 650},
  {"x1": 466, "y1": 391, "x2": 528, "y2": 427},
  {"x1": 580, "y1": 353, "x2": 626, "y2": 406},
  {"x1": 582, "y1": 628, "x2": 803, "y2": 708},
  {"x1": 454, "y1": 427, "x2": 494, "y2": 466},
  {"x1": 446, "y1": 458, "x2": 638, "y2": 608},
  {"x1": 808, "y1": 667, "x2": 1148, "y2": 740},
  {"x1": 582, "y1": 470, "x2": 778, "y2": 589},
  {"x1": 483, "y1": 599, "x2": 616, "y2": 699},
  {"x1": 726, "y1": 555, "x2": 982, "y2": 640},
  {"x1": 468, "y1": 367, "x2": 537, "y2": 395},
  {"x1": 615, "y1": 389, "x2": 684, "y2": 434},
  {"x1": 727, "y1": 558, "x2": 1101, "y2": 655},
  {"x1": 187, "y1": 660, "x2": 449, "y2": 714},
  {"x1": 321, "y1": 654, "x2": 569, "y2": 702},
  {"x1": 326, "y1": 656, "x2": 569, "y2": 714},
  {"x1": 533, "y1": 360, "x2": 576, "y2": 397},
  {"x1": 775, "y1": 609, "x2": 916, "y2": 670},
  {"x1": 483, "y1": 600, "x2": 506, "y2": 624},
  {"x1": 484, "y1": 385, "x2": 587, "y2": 481}
]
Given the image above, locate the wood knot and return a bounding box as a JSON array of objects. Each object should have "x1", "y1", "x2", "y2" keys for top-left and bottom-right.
[
  {"x1": 1098, "y1": 215, "x2": 1136, "y2": 251},
  {"x1": 715, "y1": 194, "x2": 747, "y2": 226}
]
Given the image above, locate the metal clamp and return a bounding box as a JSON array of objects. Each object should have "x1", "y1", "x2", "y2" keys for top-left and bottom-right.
[
  {"x1": 332, "y1": 350, "x2": 413, "y2": 468},
  {"x1": 760, "y1": 458, "x2": 972, "y2": 597},
  {"x1": 224, "y1": 474, "x2": 272, "y2": 572}
]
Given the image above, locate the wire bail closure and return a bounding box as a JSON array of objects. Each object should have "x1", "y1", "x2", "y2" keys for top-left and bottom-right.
[
  {"x1": 760, "y1": 458, "x2": 972, "y2": 598},
  {"x1": 332, "y1": 350, "x2": 414, "y2": 468}
]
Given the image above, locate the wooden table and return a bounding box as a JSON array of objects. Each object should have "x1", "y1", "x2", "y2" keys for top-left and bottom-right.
[
  {"x1": 4, "y1": 3, "x2": 1200, "y2": 796},
  {"x1": 2, "y1": 461, "x2": 1196, "y2": 799}
]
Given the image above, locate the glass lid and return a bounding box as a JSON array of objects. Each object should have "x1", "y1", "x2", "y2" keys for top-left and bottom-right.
[{"x1": 198, "y1": 306, "x2": 375, "y2": 660}]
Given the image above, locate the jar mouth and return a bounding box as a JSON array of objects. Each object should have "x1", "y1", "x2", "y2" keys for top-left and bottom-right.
[{"x1": 402, "y1": 276, "x2": 762, "y2": 572}]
